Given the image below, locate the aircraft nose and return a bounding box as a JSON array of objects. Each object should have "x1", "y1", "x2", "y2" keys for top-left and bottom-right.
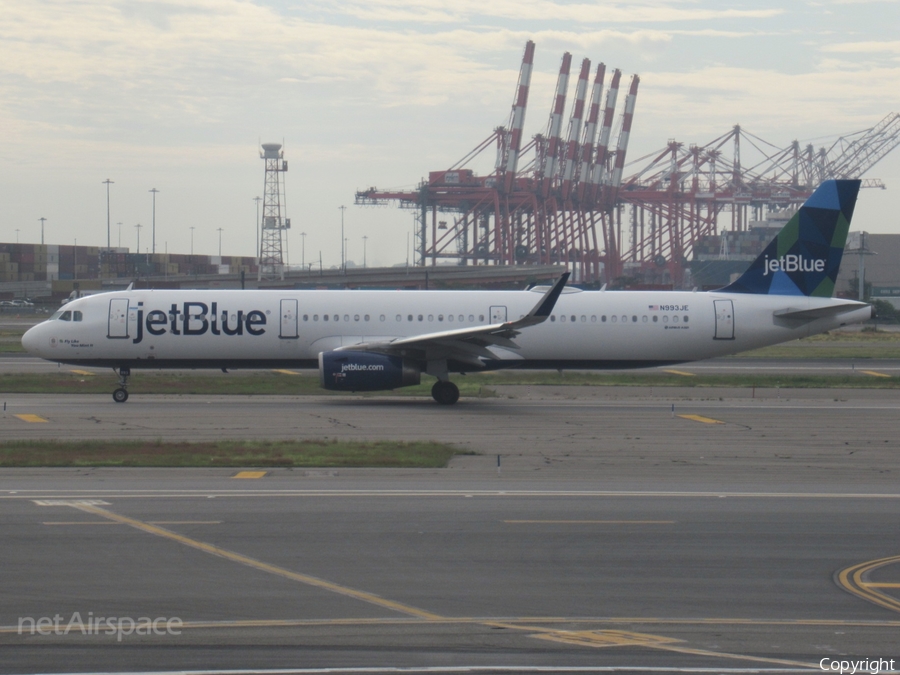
[{"x1": 21, "y1": 324, "x2": 43, "y2": 355}]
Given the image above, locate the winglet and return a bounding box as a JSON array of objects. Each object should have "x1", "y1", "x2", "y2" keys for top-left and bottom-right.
[{"x1": 521, "y1": 272, "x2": 569, "y2": 326}]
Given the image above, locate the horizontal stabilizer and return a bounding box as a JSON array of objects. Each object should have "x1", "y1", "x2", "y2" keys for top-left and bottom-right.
[{"x1": 774, "y1": 302, "x2": 869, "y2": 321}]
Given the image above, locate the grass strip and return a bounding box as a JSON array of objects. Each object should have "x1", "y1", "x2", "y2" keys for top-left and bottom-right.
[
  {"x1": 0, "y1": 372, "x2": 496, "y2": 396},
  {"x1": 0, "y1": 370, "x2": 897, "y2": 394},
  {"x1": 0, "y1": 439, "x2": 470, "y2": 468},
  {"x1": 468, "y1": 371, "x2": 900, "y2": 388}
]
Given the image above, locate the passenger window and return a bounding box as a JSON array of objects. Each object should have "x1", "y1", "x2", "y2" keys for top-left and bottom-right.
[
  {"x1": 621, "y1": 315, "x2": 627, "y2": 323},
  {"x1": 632, "y1": 315, "x2": 637, "y2": 323},
  {"x1": 324, "y1": 315, "x2": 329, "y2": 321},
  {"x1": 459, "y1": 315, "x2": 464, "y2": 322},
  {"x1": 551, "y1": 315, "x2": 556, "y2": 322},
  {"x1": 313, "y1": 314, "x2": 319, "y2": 321},
  {"x1": 673, "y1": 316, "x2": 679, "y2": 323},
  {"x1": 479, "y1": 314, "x2": 484, "y2": 322},
  {"x1": 571, "y1": 315, "x2": 576, "y2": 322},
  {"x1": 653, "y1": 315, "x2": 658, "y2": 323},
  {"x1": 642, "y1": 316, "x2": 648, "y2": 323},
  {"x1": 73, "y1": 311, "x2": 83, "y2": 322},
  {"x1": 611, "y1": 316, "x2": 617, "y2": 323},
  {"x1": 684, "y1": 315, "x2": 689, "y2": 323},
  {"x1": 303, "y1": 314, "x2": 308, "y2": 321},
  {"x1": 468, "y1": 315, "x2": 474, "y2": 322},
  {"x1": 601, "y1": 315, "x2": 607, "y2": 322},
  {"x1": 334, "y1": 315, "x2": 339, "y2": 322},
  {"x1": 581, "y1": 315, "x2": 586, "y2": 323},
  {"x1": 427, "y1": 314, "x2": 433, "y2": 322},
  {"x1": 60, "y1": 311, "x2": 72, "y2": 321},
  {"x1": 344, "y1": 315, "x2": 349, "y2": 322},
  {"x1": 418, "y1": 314, "x2": 423, "y2": 322},
  {"x1": 591, "y1": 316, "x2": 596, "y2": 323},
  {"x1": 354, "y1": 315, "x2": 359, "y2": 322},
  {"x1": 438, "y1": 315, "x2": 443, "y2": 322},
  {"x1": 663, "y1": 315, "x2": 668, "y2": 323},
  {"x1": 560, "y1": 315, "x2": 567, "y2": 323},
  {"x1": 407, "y1": 314, "x2": 413, "y2": 322},
  {"x1": 448, "y1": 315, "x2": 454, "y2": 322}
]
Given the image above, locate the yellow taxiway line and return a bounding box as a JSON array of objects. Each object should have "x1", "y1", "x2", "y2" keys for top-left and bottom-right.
[
  {"x1": 677, "y1": 414, "x2": 724, "y2": 425},
  {"x1": 663, "y1": 369, "x2": 696, "y2": 377},
  {"x1": 14, "y1": 414, "x2": 48, "y2": 423},
  {"x1": 836, "y1": 553, "x2": 900, "y2": 614},
  {"x1": 860, "y1": 370, "x2": 891, "y2": 378},
  {"x1": 233, "y1": 471, "x2": 268, "y2": 479},
  {"x1": 503, "y1": 520, "x2": 675, "y2": 525},
  {"x1": 31, "y1": 499, "x2": 826, "y2": 669}
]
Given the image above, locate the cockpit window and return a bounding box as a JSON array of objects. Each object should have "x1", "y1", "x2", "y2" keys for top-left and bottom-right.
[
  {"x1": 49, "y1": 310, "x2": 64, "y2": 320},
  {"x1": 73, "y1": 311, "x2": 83, "y2": 322},
  {"x1": 59, "y1": 311, "x2": 72, "y2": 321}
]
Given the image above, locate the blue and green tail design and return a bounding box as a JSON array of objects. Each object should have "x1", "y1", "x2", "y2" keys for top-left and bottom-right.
[{"x1": 720, "y1": 179, "x2": 861, "y2": 297}]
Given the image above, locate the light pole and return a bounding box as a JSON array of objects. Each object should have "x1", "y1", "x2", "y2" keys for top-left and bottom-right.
[
  {"x1": 38, "y1": 217, "x2": 46, "y2": 245},
  {"x1": 217, "y1": 227, "x2": 224, "y2": 257},
  {"x1": 362, "y1": 235, "x2": 368, "y2": 268},
  {"x1": 149, "y1": 188, "x2": 159, "y2": 255},
  {"x1": 189, "y1": 226, "x2": 195, "y2": 255},
  {"x1": 338, "y1": 205, "x2": 346, "y2": 273},
  {"x1": 345, "y1": 238, "x2": 348, "y2": 269},
  {"x1": 253, "y1": 196, "x2": 261, "y2": 259},
  {"x1": 300, "y1": 232, "x2": 306, "y2": 271},
  {"x1": 135, "y1": 223, "x2": 143, "y2": 260},
  {"x1": 102, "y1": 178, "x2": 114, "y2": 250},
  {"x1": 117, "y1": 222, "x2": 122, "y2": 248}
]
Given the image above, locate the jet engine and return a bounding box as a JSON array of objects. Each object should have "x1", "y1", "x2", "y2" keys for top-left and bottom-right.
[{"x1": 318, "y1": 351, "x2": 421, "y2": 392}]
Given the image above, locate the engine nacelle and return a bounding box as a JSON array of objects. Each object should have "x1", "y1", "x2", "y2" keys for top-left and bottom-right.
[{"x1": 318, "y1": 351, "x2": 421, "y2": 392}]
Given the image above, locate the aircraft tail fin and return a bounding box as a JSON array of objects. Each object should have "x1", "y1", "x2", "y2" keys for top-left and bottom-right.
[{"x1": 719, "y1": 179, "x2": 861, "y2": 297}]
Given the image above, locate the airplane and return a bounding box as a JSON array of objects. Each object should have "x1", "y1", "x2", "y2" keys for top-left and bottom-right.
[{"x1": 22, "y1": 179, "x2": 871, "y2": 405}]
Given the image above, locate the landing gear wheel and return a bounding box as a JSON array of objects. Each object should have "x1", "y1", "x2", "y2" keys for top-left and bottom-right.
[
  {"x1": 431, "y1": 380, "x2": 460, "y2": 405},
  {"x1": 113, "y1": 367, "x2": 131, "y2": 403}
]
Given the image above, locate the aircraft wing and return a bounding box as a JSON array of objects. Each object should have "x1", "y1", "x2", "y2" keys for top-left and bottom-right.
[{"x1": 335, "y1": 273, "x2": 570, "y2": 366}]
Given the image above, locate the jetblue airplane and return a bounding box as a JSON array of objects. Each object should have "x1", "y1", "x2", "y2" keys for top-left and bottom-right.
[{"x1": 22, "y1": 180, "x2": 871, "y2": 404}]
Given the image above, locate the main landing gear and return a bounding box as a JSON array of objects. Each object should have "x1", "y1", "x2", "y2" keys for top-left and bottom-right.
[
  {"x1": 112, "y1": 367, "x2": 130, "y2": 403},
  {"x1": 431, "y1": 380, "x2": 459, "y2": 405}
]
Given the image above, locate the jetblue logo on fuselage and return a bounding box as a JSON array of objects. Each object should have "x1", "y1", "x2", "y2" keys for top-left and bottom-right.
[
  {"x1": 130, "y1": 302, "x2": 266, "y2": 344},
  {"x1": 763, "y1": 254, "x2": 825, "y2": 276}
]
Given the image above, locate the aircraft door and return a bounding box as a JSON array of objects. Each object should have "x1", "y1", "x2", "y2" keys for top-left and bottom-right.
[
  {"x1": 107, "y1": 298, "x2": 129, "y2": 339},
  {"x1": 490, "y1": 306, "x2": 507, "y2": 323},
  {"x1": 714, "y1": 299, "x2": 734, "y2": 340},
  {"x1": 280, "y1": 299, "x2": 299, "y2": 339}
]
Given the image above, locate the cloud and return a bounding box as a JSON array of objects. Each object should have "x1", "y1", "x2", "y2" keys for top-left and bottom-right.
[
  {"x1": 335, "y1": 0, "x2": 784, "y2": 24},
  {"x1": 823, "y1": 40, "x2": 900, "y2": 53}
]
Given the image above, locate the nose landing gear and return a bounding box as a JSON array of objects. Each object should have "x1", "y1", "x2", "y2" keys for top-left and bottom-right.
[{"x1": 112, "y1": 367, "x2": 130, "y2": 403}]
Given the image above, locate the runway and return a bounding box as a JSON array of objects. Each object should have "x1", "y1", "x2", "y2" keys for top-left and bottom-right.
[
  {"x1": 1, "y1": 387, "x2": 900, "y2": 672},
  {"x1": 2, "y1": 478, "x2": 900, "y2": 673},
  {"x1": 3, "y1": 388, "x2": 900, "y2": 491}
]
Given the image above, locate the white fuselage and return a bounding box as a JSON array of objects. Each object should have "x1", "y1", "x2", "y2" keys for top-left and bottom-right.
[{"x1": 23, "y1": 288, "x2": 871, "y2": 370}]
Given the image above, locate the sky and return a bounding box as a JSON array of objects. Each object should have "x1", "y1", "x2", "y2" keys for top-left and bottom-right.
[{"x1": 1, "y1": 0, "x2": 899, "y2": 268}]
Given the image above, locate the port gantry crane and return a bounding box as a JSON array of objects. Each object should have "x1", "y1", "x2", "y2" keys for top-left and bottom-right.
[{"x1": 356, "y1": 41, "x2": 900, "y2": 287}]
